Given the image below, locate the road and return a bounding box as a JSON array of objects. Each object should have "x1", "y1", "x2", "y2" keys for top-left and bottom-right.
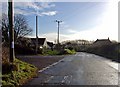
[{"x1": 24, "y1": 52, "x2": 119, "y2": 86}]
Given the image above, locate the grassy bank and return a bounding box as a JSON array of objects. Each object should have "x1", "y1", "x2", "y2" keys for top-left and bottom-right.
[{"x1": 2, "y1": 59, "x2": 38, "y2": 87}]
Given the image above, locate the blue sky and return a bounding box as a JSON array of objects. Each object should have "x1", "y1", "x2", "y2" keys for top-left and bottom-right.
[
  {"x1": 26, "y1": 2, "x2": 107, "y2": 34},
  {"x1": 1, "y1": 1, "x2": 118, "y2": 42}
]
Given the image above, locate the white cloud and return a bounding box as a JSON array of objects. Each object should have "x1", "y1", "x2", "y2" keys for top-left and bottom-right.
[
  {"x1": 60, "y1": 22, "x2": 69, "y2": 30},
  {"x1": 0, "y1": 3, "x2": 2, "y2": 18},
  {"x1": 14, "y1": 8, "x2": 33, "y2": 15},
  {"x1": 41, "y1": 11, "x2": 57, "y2": 16},
  {"x1": 1, "y1": 2, "x2": 57, "y2": 16},
  {"x1": 26, "y1": 2, "x2": 43, "y2": 10},
  {"x1": 33, "y1": 32, "x2": 69, "y2": 43},
  {"x1": 40, "y1": 2, "x2": 55, "y2": 8},
  {"x1": 67, "y1": 29, "x2": 78, "y2": 34}
]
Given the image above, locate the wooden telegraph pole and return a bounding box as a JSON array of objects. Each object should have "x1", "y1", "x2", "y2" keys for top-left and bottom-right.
[
  {"x1": 55, "y1": 20, "x2": 62, "y2": 45},
  {"x1": 8, "y1": 0, "x2": 14, "y2": 62},
  {"x1": 36, "y1": 16, "x2": 38, "y2": 54}
]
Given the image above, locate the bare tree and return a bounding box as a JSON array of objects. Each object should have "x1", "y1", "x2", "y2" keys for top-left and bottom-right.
[
  {"x1": 1, "y1": 14, "x2": 9, "y2": 42},
  {"x1": 14, "y1": 14, "x2": 32, "y2": 42},
  {"x1": 1, "y1": 13, "x2": 32, "y2": 43}
]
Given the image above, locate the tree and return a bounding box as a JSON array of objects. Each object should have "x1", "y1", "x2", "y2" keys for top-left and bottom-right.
[
  {"x1": 1, "y1": 14, "x2": 9, "y2": 42},
  {"x1": 1, "y1": 13, "x2": 32, "y2": 43},
  {"x1": 14, "y1": 14, "x2": 32, "y2": 42}
]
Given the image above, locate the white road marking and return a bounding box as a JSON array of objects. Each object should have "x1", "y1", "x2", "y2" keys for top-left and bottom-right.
[
  {"x1": 61, "y1": 76, "x2": 68, "y2": 83},
  {"x1": 38, "y1": 58, "x2": 65, "y2": 73},
  {"x1": 68, "y1": 75, "x2": 72, "y2": 84},
  {"x1": 61, "y1": 75, "x2": 72, "y2": 84},
  {"x1": 44, "y1": 76, "x2": 54, "y2": 83}
]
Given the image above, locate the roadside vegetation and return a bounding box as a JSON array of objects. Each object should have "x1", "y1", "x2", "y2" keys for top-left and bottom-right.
[
  {"x1": 85, "y1": 43, "x2": 120, "y2": 63},
  {"x1": 42, "y1": 48, "x2": 76, "y2": 55},
  {"x1": 2, "y1": 43, "x2": 38, "y2": 87},
  {"x1": 62, "y1": 40, "x2": 119, "y2": 63},
  {"x1": 2, "y1": 59, "x2": 38, "y2": 87}
]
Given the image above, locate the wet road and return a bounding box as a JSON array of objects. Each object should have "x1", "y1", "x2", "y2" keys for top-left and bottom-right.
[{"x1": 25, "y1": 52, "x2": 119, "y2": 85}]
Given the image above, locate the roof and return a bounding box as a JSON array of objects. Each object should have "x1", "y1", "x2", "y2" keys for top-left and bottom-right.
[
  {"x1": 31, "y1": 38, "x2": 46, "y2": 46},
  {"x1": 93, "y1": 38, "x2": 112, "y2": 46},
  {"x1": 47, "y1": 42, "x2": 54, "y2": 47}
]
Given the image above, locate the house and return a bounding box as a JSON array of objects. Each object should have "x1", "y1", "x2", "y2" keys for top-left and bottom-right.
[
  {"x1": 30, "y1": 38, "x2": 48, "y2": 48},
  {"x1": 30, "y1": 38, "x2": 54, "y2": 49},
  {"x1": 47, "y1": 41, "x2": 54, "y2": 50},
  {"x1": 93, "y1": 38, "x2": 112, "y2": 47}
]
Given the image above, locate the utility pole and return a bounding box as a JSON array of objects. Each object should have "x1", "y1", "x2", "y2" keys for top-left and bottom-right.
[
  {"x1": 36, "y1": 15, "x2": 38, "y2": 54},
  {"x1": 8, "y1": 0, "x2": 14, "y2": 62},
  {"x1": 55, "y1": 20, "x2": 62, "y2": 45}
]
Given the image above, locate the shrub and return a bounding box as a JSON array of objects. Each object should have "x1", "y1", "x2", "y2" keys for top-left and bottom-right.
[
  {"x1": 14, "y1": 44, "x2": 36, "y2": 55},
  {"x1": 59, "y1": 49, "x2": 76, "y2": 55},
  {"x1": 43, "y1": 49, "x2": 59, "y2": 55},
  {"x1": 65, "y1": 49, "x2": 76, "y2": 54},
  {"x1": 68, "y1": 47, "x2": 74, "y2": 50}
]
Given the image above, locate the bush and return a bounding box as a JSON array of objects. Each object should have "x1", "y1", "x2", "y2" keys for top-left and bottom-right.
[
  {"x1": 68, "y1": 47, "x2": 74, "y2": 50},
  {"x1": 43, "y1": 49, "x2": 59, "y2": 55},
  {"x1": 64, "y1": 49, "x2": 76, "y2": 54},
  {"x1": 14, "y1": 44, "x2": 36, "y2": 55},
  {"x1": 59, "y1": 49, "x2": 76, "y2": 55}
]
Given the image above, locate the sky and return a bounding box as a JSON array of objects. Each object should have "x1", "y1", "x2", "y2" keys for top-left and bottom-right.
[{"x1": 1, "y1": 0, "x2": 119, "y2": 43}]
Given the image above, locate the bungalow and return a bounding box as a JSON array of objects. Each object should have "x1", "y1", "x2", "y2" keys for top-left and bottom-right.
[
  {"x1": 47, "y1": 41, "x2": 54, "y2": 50},
  {"x1": 93, "y1": 38, "x2": 112, "y2": 47},
  {"x1": 30, "y1": 38, "x2": 54, "y2": 50},
  {"x1": 30, "y1": 38, "x2": 48, "y2": 49}
]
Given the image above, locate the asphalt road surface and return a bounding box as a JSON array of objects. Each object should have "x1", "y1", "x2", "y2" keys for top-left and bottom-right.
[{"x1": 25, "y1": 52, "x2": 119, "y2": 86}]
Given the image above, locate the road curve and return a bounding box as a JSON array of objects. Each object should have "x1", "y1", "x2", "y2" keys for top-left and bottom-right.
[{"x1": 24, "y1": 52, "x2": 119, "y2": 86}]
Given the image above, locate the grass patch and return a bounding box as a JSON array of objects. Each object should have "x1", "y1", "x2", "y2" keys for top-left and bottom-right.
[
  {"x1": 43, "y1": 49, "x2": 76, "y2": 55},
  {"x1": 2, "y1": 58, "x2": 38, "y2": 87},
  {"x1": 43, "y1": 50, "x2": 59, "y2": 55},
  {"x1": 64, "y1": 49, "x2": 76, "y2": 54}
]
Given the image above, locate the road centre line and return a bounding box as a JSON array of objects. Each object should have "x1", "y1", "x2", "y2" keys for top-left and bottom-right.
[{"x1": 38, "y1": 58, "x2": 65, "y2": 73}]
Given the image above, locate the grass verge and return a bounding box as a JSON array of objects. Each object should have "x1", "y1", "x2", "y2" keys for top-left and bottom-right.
[{"x1": 2, "y1": 58, "x2": 38, "y2": 87}]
